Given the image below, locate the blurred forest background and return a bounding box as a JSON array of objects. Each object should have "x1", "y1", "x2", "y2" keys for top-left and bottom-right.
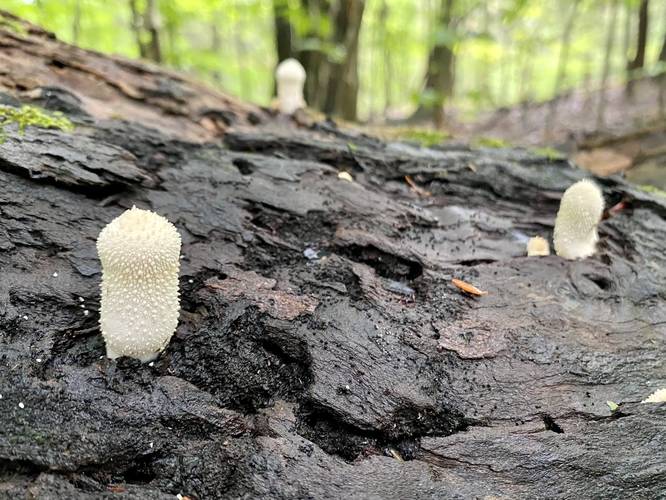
[{"x1": 4, "y1": 0, "x2": 665, "y2": 126}]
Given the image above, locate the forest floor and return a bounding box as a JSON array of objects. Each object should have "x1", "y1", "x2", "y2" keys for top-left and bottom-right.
[{"x1": 452, "y1": 75, "x2": 666, "y2": 189}]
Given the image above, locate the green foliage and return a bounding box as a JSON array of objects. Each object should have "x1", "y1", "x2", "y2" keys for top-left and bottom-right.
[
  {"x1": 638, "y1": 185, "x2": 666, "y2": 197},
  {"x1": 531, "y1": 146, "x2": 566, "y2": 160},
  {"x1": 3, "y1": 0, "x2": 665, "y2": 121},
  {"x1": 0, "y1": 105, "x2": 74, "y2": 141},
  {"x1": 394, "y1": 128, "x2": 450, "y2": 147},
  {"x1": 473, "y1": 136, "x2": 511, "y2": 149}
]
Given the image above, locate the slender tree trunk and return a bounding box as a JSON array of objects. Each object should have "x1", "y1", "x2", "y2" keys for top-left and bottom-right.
[
  {"x1": 232, "y1": 5, "x2": 251, "y2": 100},
  {"x1": 626, "y1": 0, "x2": 649, "y2": 95},
  {"x1": 323, "y1": 0, "x2": 365, "y2": 120},
  {"x1": 72, "y1": 0, "x2": 81, "y2": 45},
  {"x1": 273, "y1": 0, "x2": 293, "y2": 63},
  {"x1": 296, "y1": 0, "x2": 330, "y2": 108},
  {"x1": 379, "y1": 0, "x2": 391, "y2": 117},
  {"x1": 409, "y1": 0, "x2": 456, "y2": 127},
  {"x1": 597, "y1": 0, "x2": 619, "y2": 128},
  {"x1": 144, "y1": 0, "x2": 162, "y2": 63},
  {"x1": 129, "y1": 0, "x2": 147, "y2": 59},
  {"x1": 544, "y1": 0, "x2": 580, "y2": 141},
  {"x1": 623, "y1": 1, "x2": 632, "y2": 63},
  {"x1": 164, "y1": 14, "x2": 179, "y2": 67},
  {"x1": 211, "y1": 11, "x2": 223, "y2": 85},
  {"x1": 657, "y1": 16, "x2": 666, "y2": 116}
]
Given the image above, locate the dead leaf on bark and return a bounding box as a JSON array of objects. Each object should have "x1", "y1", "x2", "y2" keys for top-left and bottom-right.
[{"x1": 451, "y1": 278, "x2": 488, "y2": 296}]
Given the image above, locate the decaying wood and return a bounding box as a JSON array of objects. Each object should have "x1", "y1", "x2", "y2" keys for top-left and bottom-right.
[{"x1": 0, "y1": 12, "x2": 664, "y2": 500}]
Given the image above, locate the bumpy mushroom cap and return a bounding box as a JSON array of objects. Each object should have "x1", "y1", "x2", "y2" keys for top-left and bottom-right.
[
  {"x1": 642, "y1": 388, "x2": 666, "y2": 403},
  {"x1": 97, "y1": 206, "x2": 181, "y2": 362},
  {"x1": 275, "y1": 58, "x2": 306, "y2": 114},
  {"x1": 553, "y1": 179, "x2": 604, "y2": 260},
  {"x1": 526, "y1": 236, "x2": 550, "y2": 256}
]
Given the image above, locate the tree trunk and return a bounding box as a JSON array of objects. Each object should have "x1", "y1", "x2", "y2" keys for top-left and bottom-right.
[
  {"x1": 273, "y1": 0, "x2": 293, "y2": 63},
  {"x1": 544, "y1": 0, "x2": 580, "y2": 141},
  {"x1": 409, "y1": 0, "x2": 456, "y2": 127},
  {"x1": 128, "y1": 0, "x2": 147, "y2": 59},
  {"x1": 71, "y1": 0, "x2": 81, "y2": 45},
  {"x1": 597, "y1": 0, "x2": 619, "y2": 128},
  {"x1": 657, "y1": 22, "x2": 666, "y2": 119},
  {"x1": 1, "y1": 12, "x2": 665, "y2": 500},
  {"x1": 379, "y1": 0, "x2": 392, "y2": 116},
  {"x1": 144, "y1": 0, "x2": 162, "y2": 63},
  {"x1": 626, "y1": 0, "x2": 649, "y2": 95},
  {"x1": 294, "y1": 0, "x2": 330, "y2": 109},
  {"x1": 322, "y1": 0, "x2": 365, "y2": 120}
]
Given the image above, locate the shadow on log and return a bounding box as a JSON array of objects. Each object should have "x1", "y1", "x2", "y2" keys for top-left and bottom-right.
[{"x1": 0, "y1": 11, "x2": 664, "y2": 500}]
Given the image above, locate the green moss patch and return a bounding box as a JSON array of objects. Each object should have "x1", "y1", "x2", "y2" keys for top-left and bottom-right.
[{"x1": 0, "y1": 104, "x2": 74, "y2": 141}]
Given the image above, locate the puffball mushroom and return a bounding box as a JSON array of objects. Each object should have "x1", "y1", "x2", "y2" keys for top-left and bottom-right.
[
  {"x1": 527, "y1": 236, "x2": 550, "y2": 256},
  {"x1": 97, "y1": 206, "x2": 181, "y2": 362},
  {"x1": 642, "y1": 388, "x2": 666, "y2": 403},
  {"x1": 275, "y1": 58, "x2": 306, "y2": 114},
  {"x1": 553, "y1": 179, "x2": 604, "y2": 260}
]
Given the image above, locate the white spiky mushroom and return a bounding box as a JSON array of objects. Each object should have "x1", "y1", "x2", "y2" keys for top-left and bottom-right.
[
  {"x1": 97, "y1": 206, "x2": 181, "y2": 362},
  {"x1": 553, "y1": 179, "x2": 605, "y2": 260},
  {"x1": 527, "y1": 236, "x2": 550, "y2": 256},
  {"x1": 275, "y1": 58, "x2": 306, "y2": 114},
  {"x1": 641, "y1": 388, "x2": 666, "y2": 403}
]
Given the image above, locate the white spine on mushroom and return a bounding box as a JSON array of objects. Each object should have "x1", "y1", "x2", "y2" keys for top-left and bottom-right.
[
  {"x1": 275, "y1": 58, "x2": 306, "y2": 114},
  {"x1": 553, "y1": 179, "x2": 604, "y2": 260},
  {"x1": 642, "y1": 388, "x2": 666, "y2": 403},
  {"x1": 97, "y1": 206, "x2": 181, "y2": 362},
  {"x1": 527, "y1": 236, "x2": 550, "y2": 256}
]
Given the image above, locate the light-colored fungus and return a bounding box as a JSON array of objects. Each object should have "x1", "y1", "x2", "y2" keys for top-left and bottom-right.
[
  {"x1": 338, "y1": 171, "x2": 353, "y2": 182},
  {"x1": 641, "y1": 388, "x2": 666, "y2": 403},
  {"x1": 526, "y1": 236, "x2": 550, "y2": 256},
  {"x1": 97, "y1": 206, "x2": 181, "y2": 362},
  {"x1": 275, "y1": 58, "x2": 306, "y2": 115},
  {"x1": 553, "y1": 179, "x2": 604, "y2": 260}
]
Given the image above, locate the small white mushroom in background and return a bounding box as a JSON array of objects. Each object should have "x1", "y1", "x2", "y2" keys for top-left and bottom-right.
[
  {"x1": 337, "y1": 171, "x2": 353, "y2": 182},
  {"x1": 641, "y1": 388, "x2": 666, "y2": 403},
  {"x1": 97, "y1": 206, "x2": 181, "y2": 362},
  {"x1": 553, "y1": 179, "x2": 605, "y2": 260},
  {"x1": 275, "y1": 58, "x2": 306, "y2": 115},
  {"x1": 526, "y1": 236, "x2": 550, "y2": 256}
]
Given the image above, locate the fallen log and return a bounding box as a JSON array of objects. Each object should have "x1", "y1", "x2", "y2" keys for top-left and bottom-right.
[{"x1": 0, "y1": 11, "x2": 664, "y2": 500}]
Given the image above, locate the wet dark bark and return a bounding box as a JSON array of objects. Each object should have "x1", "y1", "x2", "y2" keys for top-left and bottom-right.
[{"x1": 0, "y1": 11, "x2": 665, "y2": 500}]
